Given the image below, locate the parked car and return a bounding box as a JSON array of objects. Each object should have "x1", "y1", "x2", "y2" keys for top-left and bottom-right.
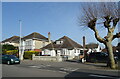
[
  {"x1": 87, "y1": 52, "x2": 119, "y2": 63},
  {"x1": 2, "y1": 55, "x2": 20, "y2": 65},
  {"x1": 113, "y1": 52, "x2": 120, "y2": 60}
]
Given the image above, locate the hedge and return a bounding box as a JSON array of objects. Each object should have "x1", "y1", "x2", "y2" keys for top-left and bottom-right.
[
  {"x1": 4, "y1": 50, "x2": 19, "y2": 57},
  {"x1": 24, "y1": 51, "x2": 39, "y2": 59}
]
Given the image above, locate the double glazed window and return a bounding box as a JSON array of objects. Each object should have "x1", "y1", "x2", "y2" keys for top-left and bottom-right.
[{"x1": 25, "y1": 40, "x2": 32, "y2": 46}]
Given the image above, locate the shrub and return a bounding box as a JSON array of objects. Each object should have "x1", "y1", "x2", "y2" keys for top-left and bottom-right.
[
  {"x1": 24, "y1": 51, "x2": 39, "y2": 59},
  {"x1": 5, "y1": 50, "x2": 19, "y2": 57},
  {"x1": 2, "y1": 44, "x2": 16, "y2": 51}
]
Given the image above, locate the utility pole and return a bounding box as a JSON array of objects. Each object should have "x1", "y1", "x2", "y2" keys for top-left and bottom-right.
[{"x1": 19, "y1": 20, "x2": 22, "y2": 60}]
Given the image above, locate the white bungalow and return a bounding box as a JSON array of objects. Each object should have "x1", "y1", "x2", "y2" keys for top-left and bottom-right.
[{"x1": 42, "y1": 36, "x2": 83, "y2": 60}]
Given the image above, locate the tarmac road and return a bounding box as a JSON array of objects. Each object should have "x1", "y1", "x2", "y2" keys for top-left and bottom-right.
[{"x1": 2, "y1": 60, "x2": 120, "y2": 79}]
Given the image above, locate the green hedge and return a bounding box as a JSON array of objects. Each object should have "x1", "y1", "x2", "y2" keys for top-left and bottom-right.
[
  {"x1": 4, "y1": 50, "x2": 19, "y2": 57},
  {"x1": 24, "y1": 51, "x2": 39, "y2": 59}
]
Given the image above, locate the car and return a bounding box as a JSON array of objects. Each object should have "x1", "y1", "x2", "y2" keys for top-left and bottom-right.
[
  {"x1": 87, "y1": 52, "x2": 119, "y2": 63},
  {"x1": 2, "y1": 55, "x2": 20, "y2": 65}
]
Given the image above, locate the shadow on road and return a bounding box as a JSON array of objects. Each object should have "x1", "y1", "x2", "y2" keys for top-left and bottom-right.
[
  {"x1": 83, "y1": 63, "x2": 108, "y2": 67},
  {"x1": 64, "y1": 71, "x2": 119, "y2": 79},
  {"x1": 65, "y1": 60, "x2": 108, "y2": 68},
  {"x1": 65, "y1": 60, "x2": 80, "y2": 63}
]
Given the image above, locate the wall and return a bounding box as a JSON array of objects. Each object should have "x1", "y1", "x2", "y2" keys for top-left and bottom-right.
[
  {"x1": 42, "y1": 49, "x2": 76, "y2": 60},
  {"x1": 32, "y1": 54, "x2": 63, "y2": 62},
  {"x1": 35, "y1": 40, "x2": 49, "y2": 49}
]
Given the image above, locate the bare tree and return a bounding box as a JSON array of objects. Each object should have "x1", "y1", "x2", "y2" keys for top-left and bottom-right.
[{"x1": 78, "y1": 2, "x2": 120, "y2": 69}]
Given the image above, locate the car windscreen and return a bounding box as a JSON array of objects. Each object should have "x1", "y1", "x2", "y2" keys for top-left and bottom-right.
[{"x1": 8, "y1": 55, "x2": 17, "y2": 59}]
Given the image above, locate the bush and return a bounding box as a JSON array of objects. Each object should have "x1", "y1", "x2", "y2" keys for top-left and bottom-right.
[
  {"x1": 5, "y1": 50, "x2": 19, "y2": 57},
  {"x1": 24, "y1": 51, "x2": 39, "y2": 59},
  {"x1": 2, "y1": 44, "x2": 16, "y2": 51}
]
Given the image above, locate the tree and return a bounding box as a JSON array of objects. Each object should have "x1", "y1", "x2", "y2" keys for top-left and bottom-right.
[
  {"x1": 2, "y1": 44, "x2": 17, "y2": 54},
  {"x1": 78, "y1": 2, "x2": 120, "y2": 69},
  {"x1": 2, "y1": 44, "x2": 16, "y2": 51}
]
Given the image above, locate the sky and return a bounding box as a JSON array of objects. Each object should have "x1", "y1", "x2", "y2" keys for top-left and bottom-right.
[{"x1": 2, "y1": 2, "x2": 119, "y2": 48}]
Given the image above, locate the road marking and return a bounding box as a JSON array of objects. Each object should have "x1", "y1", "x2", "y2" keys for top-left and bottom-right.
[
  {"x1": 29, "y1": 65, "x2": 40, "y2": 68},
  {"x1": 89, "y1": 74, "x2": 116, "y2": 78},
  {"x1": 29, "y1": 66, "x2": 38, "y2": 67},
  {"x1": 58, "y1": 71, "x2": 67, "y2": 73},
  {"x1": 60, "y1": 68, "x2": 79, "y2": 72},
  {"x1": 38, "y1": 68, "x2": 67, "y2": 74}
]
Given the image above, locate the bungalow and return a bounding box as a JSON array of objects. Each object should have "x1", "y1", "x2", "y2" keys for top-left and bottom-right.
[
  {"x1": 1, "y1": 36, "x2": 20, "y2": 47},
  {"x1": 86, "y1": 43, "x2": 101, "y2": 54},
  {"x1": 42, "y1": 36, "x2": 83, "y2": 59}
]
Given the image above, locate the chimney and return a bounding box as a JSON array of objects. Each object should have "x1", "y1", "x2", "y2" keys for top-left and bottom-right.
[
  {"x1": 48, "y1": 32, "x2": 51, "y2": 43},
  {"x1": 83, "y1": 36, "x2": 86, "y2": 48},
  {"x1": 83, "y1": 36, "x2": 86, "y2": 61}
]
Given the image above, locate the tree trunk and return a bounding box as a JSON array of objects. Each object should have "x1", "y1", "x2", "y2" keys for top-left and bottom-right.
[{"x1": 105, "y1": 41, "x2": 116, "y2": 69}]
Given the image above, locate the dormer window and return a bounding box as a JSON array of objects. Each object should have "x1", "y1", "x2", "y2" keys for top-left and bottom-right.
[{"x1": 56, "y1": 40, "x2": 63, "y2": 44}]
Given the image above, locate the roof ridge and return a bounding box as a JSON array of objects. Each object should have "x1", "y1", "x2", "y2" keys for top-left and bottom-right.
[
  {"x1": 22, "y1": 32, "x2": 48, "y2": 40},
  {"x1": 2, "y1": 36, "x2": 20, "y2": 43}
]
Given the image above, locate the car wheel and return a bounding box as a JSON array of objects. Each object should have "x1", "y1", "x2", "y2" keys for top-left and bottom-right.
[{"x1": 7, "y1": 61, "x2": 11, "y2": 65}]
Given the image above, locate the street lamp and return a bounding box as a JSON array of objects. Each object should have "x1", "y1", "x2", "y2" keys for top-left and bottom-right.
[{"x1": 19, "y1": 20, "x2": 23, "y2": 60}]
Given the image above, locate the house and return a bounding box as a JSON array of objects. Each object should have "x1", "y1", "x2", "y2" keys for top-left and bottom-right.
[
  {"x1": 42, "y1": 36, "x2": 83, "y2": 59},
  {"x1": 21, "y1": 32, "x2": 51, "y2": 52},
  {"x1": 1, "y1": 36, "x2": 20, "y2": 47},
  {"x1": 85, "y1": 43, "x2": 101, "y2": 54},
  {"x1": 102, "y1": 46, "x2": 119, "y2": 53}
]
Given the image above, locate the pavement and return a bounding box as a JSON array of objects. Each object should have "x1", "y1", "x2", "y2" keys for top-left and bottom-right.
[{"x1": 2, "y1": 60, "x2": 120, "y2": 79}]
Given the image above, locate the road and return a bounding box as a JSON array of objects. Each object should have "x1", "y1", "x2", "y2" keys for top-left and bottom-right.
[{"x1": 2, "y1": 60, "x2": 120, "y2": 79}]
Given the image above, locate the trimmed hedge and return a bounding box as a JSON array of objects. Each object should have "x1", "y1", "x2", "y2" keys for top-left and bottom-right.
[
  {"x1": 5, "y1": 50, "x2": 19, "y2": 57},
  {"x1": 24, "y1": 51, "x2": 39, "y2": 59}
]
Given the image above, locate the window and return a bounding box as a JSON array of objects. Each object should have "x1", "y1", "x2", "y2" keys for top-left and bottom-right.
[
  {"x1": 25, "y1": 40, "x2": 32, "y2": 46},
  {"x1": 80, "y1": 50, "x2": 84, "y2": 55},
  {"x1": 56, "y1": 40, "x2": 63, "y2": 44},
  {"x1": 78, "y1": 49, "x2": 80, "y2": 53},
  {"x1": 74, "y1": 49, "x2": 76, "y2": 53}
]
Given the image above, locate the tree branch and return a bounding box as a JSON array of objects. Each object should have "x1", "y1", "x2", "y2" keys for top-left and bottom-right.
[
  {"x1": 113, "y1": 32, "x2": 120, "y2": 40},
  {"x1": 94, "y1": 28, "x2": 106, "y2": 43},
  {"x1": 88, "y1": 19, "x2": 105, "y2": 43},
  {"x1": 104, "y1": 16, "x2": 112, "y2": 28},
  {"x1": 111, "y1": 18, "x2": 119, "y2": 31}
]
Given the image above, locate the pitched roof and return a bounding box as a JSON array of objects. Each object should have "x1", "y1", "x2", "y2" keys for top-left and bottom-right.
[
  {"x1": 85, "y1": 43, "x2": 99, "y2": 49},
  {"x1": 22, "y1": 32, "x2": 48, "y2": 41},
  {"x1": 2, "y1": 36, "x2": 20, "y2": 43},
  {"x1": 101, "y1": 46, "x2": 118, "y2": 53},
  {"x1": 42, "y1": 36, "x2": 83, "y2": 49}
]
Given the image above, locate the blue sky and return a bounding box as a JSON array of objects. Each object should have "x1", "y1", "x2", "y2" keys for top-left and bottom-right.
[{"x1": 2, "y1": 2, "x2": 119, "y2": 48}]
